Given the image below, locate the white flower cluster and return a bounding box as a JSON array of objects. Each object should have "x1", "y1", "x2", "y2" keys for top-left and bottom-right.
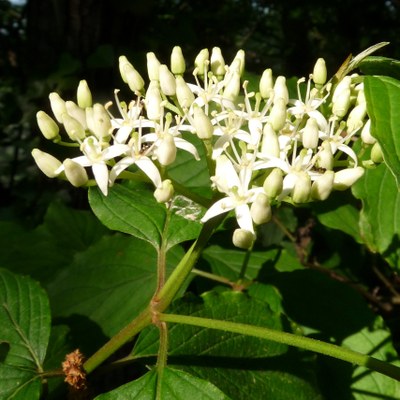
[{"x1": 32, "y1": 46, "x2": 381, "y2": 248}]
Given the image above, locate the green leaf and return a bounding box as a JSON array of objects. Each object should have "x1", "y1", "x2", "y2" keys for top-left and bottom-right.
[
  {"x1": 359, "y1": 56, "x2": 400, "y2": 80},
  {"x1": 133, "y1": 292, "x2": 322, "y2": 400},
  {"x1": 0, "y1": 269, "x2": 51, "y2": 400},
  {"x1": 352, "y1": 163, "x2": 400, "y2": 255},
  {"x1": 89, "y1": 181, "x2": 202, "y2": 250},
  {"x1": 48, "y1": 235, "x2": 184, "y2": 338},
  {"x1": 95, "y1": 368, "x2": 230, "y2": 399},
  {"x1": 319, "y1": 317, "x2": 400, "y2": 399},
  {"x1": 364, "y1": 75, "x2": 400, "y2": 185}
]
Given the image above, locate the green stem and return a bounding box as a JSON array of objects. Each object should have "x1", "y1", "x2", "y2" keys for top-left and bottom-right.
[
  {"x1": 158, "y1": 313, "x2": 400, "y2": 382},
  {"x1": 156, "y1": 322, "x2": 168, "y2": 399},
  {"x1": 83, "y1": 214, "x2": 225, "y2": 374},
  {"x1": 238, "y1": 246, "x2": 252, "y2": 280},
  {"x1": 191, "y1": 268, "x2": 234, "y2": 287}
]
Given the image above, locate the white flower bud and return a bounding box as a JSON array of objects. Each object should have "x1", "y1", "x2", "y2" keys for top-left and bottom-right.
[
  {"x1": 263, "y1": 168, "x2": 283, "y2": 198},
  {"x1": 124, "y1": 64, "x2": 145, "y2": 93},
  {"x1": 332, "y1": 87, "x2": 351, "y2": 118},
  {"x1": 154, "y1": 179, "x2": 174, "y2": 203},
  {"x1": 49, "y1": 92, "x2": 67, "y2": 124},
  {"x1": 311, "y1": 170, "x2": 334, "y2": 200},
  {"x1": 118, "y1": 56, "x2": 131, "y2": 83},
  {"x1": 159, "y1": 64, "x2": 176, "y2": 96},
  {"x1": 193, "y1": 106, "x2": 213, "y2": 139},
  {"x1": 92, "y1": 103, "x2": 112, "y2": 139},
  {"x1": 223, "y1": 71, "x2": 241, "y2": 101},
  {"x1": 261, "y1": 123, "x2": 280, "y2": 158},
  {"x1": 62, "y1": 113, "x2": 86, "y2": 141},
  {"x1": 269, "y1": 97, "x2": 287, "y2": 131},
  {"x1": 332, "y1": 76, "x2": 352, "y2": 103},
  {"x1": 250, "y1": 193, "x2": 272, "y2": 225},
  {"x1": 146, "y1": 52, "x2": 161, "y2": 81},
  {"x1": 302, "y1": 117, "x2": 319, "y2": 149},
  {"x1": 31, "y1": 149, "x2": 62, "y2": 178},
  {"x1": 312, "y1": 58, "x2": 327, "y2": 86},
  {"x1": 36, "y1": 111, "x2": 60, "y2": 141},
  {"x1": 371, "y1": 142, "x2": 384, "y2": 164},
  {"x1": 333, "y1": 167, "x2": 364, "y2": 190},
  {"x1": 316, "y1": 141, "x2": 334, "y2": 170},
  {"x1": 176, "y1": 76, "x2": 195, "y2": 109},
  {"x1": 360, "y1": 119, "x2": 376, "y2": 145},
  {"x1": 259, "y1": 68, "x2": 274, "y2": 99},
  {"x1": 63, "y1": 158, "x2": 88, "y2": 187},
  {"x1": 171, "y1": 46, "x2": 186, "y2": 75},
  {"x1": 194, "y1": 49, "x2": 209, "y2": 77},
  {"x1": 210, "y1": 47, "x2": 226, "y2": 78},
  {"x1": 232, "y1": 228, "x2": 255, "y2": 249},
  {"x1": 292, "y1": 171, "x2": 311, "y2": 203},
  {"x1": 273, "y1": 76, "x2": 289, "y2": 105},
  {"x1": 145, "y1": 84, "x2": 162, "y2": 121},
  {"x1": 346, "y1": 103, "x2": 366, "y2": 132},
  {"x1": 66, "y1": 101, "x2": 87, "y2": 130},
  {"x1": 156, "y1": 133, "x2": 177, "y2": 166},
  {"x1": 232, "y1": 49, "x2": 245, "y2": 76},
  {"x1": 77, "y1": 80, "x2": 92, "y2": 108}
]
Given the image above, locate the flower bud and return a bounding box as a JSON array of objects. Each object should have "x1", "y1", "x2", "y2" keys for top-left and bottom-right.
[
  {"x1": 333, "y1": 167, "x2": 364, "y2": 190},
  {"x1": 360, "y1": 119, "x2": 376, "y2": 145},
  {"x1": 62, "y1": 113, "x2": 86, "y2": 141},
  {"x1": 194, "y1": 49, "x2": 209, "y2": 76},
  {"x1": 63, "y1": 158, "x2": 88, "y2": 187},
  {"x1": 193, "y1": 106, "x2": 213, "y2": 139},
  {"x1": 250, "y1": 193, "x2": 272, "y2": 225},
  {"x1": 232, "y1": 49, "x2": 245, "y2": 76},
  {"x1": 316, "y1": 141, "x2": 334, "y2": 170},
  {"x1": 371, "y1": 142, "x2": 384, "y2": 164},
  {"x1": 145, "y1": 84, "x2": 162, "y2": 121},
  {"x1": 159, "y1": 64, "x2": 176, "y2": 96},
  {"x1": 259, "y1": 69, "x2": 274, "y2": 99},
  {"x1": 269, "y1": 97, "x2": 287, "y2": 131},
  {"x1": 146, "y1": 52, "x2": 161, "y2": 81},
  {"x1": 312, "y1": 58, "x2": 327, "y2": 87},
  {"x1": 77, "y1": 80, "x2": 92, "y2": 108},
  {"x1": 156, "y1": 133, "x2": 177, "y2": 166},
  {"x1": 66, "y1": 101, "x2": 87, "y2": 129},
  {"x1": 292, "y1": 171, "x2": 311, "y2": 203},
  {"x1": 223, "y1": 71, "x2": 241, "y2": 102},
  {"x1": 92, "y1": 103, "x2": 112, "y2": 139},
  {"x1": 210, "y1": 47, "x2": 225, "y2": 78},
  {"x1": 332, "y1": 87, "x2": 351, "y2": 118},
  {"x1": 31, "y1": 149, "x2": 62, "y2": 178},
  {"x1": 332, "y1": 76, "x2": 352, "y2": 103},
  {"x1": 261, "y1": 124, "x2": 280, "y2": 157},
  {"x1": 302, "y1": 117, "x2": 319, "y2": 149},
  {"x1": 311, "y1": 170, "x2": 334, "y2": 200},
  {"x1": 273, "y1": 76, "x2": 289, "y2": 105},
  {"x1": 118, "y1": 56, "x2": 131, "y2": 83},
  {"x1": 346, "y1": 103, "x2": 366, "y2": 132},
  {"x1": 154, "y1": 179, "x2": 174, "y2": 203},
  {"x1": 171, "y1": 46, "x2": 186, "y2": 75},
  {"x1": 49, "y1": 92, "x2": 67, "y2": 123},
  {"x1": 36, "y1": 111, "x2": 60, "y2": 141},
  {"x1": 124, "y1": 64, "x2": 145, "y2": 93},
  {"x1": 232, "y1": 228, "x2": 255, "y2": 249},
  {"x1": 263, "y1": 168, "x2": 283, "y2": 198},
  {"x1": 176, "y1": 76, "x2": 195, "y2": 109}
]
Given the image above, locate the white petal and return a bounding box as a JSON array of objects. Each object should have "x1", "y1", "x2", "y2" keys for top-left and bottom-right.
[
  {"x1": 235, "y1": 204, "x2": 254, "y2": 233},
  {"x1": 92, "y1": 162, "x2": 109, "y2": 195},
  {"x1": 201, "y1": 197, "x2": 235, "y2": 223},
  {"x1": 103, "y1": 144, "x2": 129, "y2": 160},
  {"x1": 136, "y1": 157, "x2": 162, "y2": 187},
  {"x1": 174, "y1": 137, "x2": 200, "y2": 160},
  {"x1": 110, "y1": 156, "x2": 136, "y2": 184}
]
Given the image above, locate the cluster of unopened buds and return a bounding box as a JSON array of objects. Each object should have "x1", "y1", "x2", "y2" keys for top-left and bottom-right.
[{"x1": 33, "y1": 46, "x2": 383, "y2": 248}]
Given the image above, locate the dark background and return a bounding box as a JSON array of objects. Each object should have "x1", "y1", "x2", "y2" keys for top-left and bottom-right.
[{"x1": 1, "y1": 0, "x2": 400, "y2": 220}]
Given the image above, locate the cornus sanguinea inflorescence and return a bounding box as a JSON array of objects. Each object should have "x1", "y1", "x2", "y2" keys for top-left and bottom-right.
[{"x1": 33, "y1": 45, "x2": 384, "y2": 248}]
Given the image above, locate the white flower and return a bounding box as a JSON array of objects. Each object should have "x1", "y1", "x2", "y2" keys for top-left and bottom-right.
[{"x1": 201, "y1": 155, "x2": 263, "y2": 233}]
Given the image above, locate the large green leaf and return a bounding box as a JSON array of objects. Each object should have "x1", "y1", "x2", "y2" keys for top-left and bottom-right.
[
  {"x1": 0, "y1": 269, "x2": 51, "y2": 400},
  {"x1": 364, "y1": 75, "x2": 400, "y2": 185},
  {"x1": 48, "y1": 234, "x2": 184, "y2": 338},
  {"x1": 359, "y1": 56, "x2": 400, "y2": 80},
  {"x1": 133, "y1": 291, "x2": 322, "y2": 400},
  {"x1": 352, "y1": 163, "x2": 400, "y2": 257},
  {"x1": 95, "y1": 368, "x2": 230, "y2": 399},
  {"x1": 89, "y1": 181, "x2": 202, "y2": 250}
]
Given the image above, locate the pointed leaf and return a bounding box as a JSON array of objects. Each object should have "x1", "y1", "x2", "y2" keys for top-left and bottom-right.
[
  {"x1": 359, "y1": 56, "x2": 400, "y2": 80},
  {"x1": 364, "y1": 75, "x2": 400, "y2": 186},
  {"x1": 48, "y1": 235, "x2": 184, "y2": 337},
  {"x1": 89, "y1": 182, "x2": 202, "y2": 250},
  {"x1": 0, "y1": 269, "x2": 51, "y2": 400},
  {"x1": 95, "y1": 368, "x2": 230, "y2": 399}
]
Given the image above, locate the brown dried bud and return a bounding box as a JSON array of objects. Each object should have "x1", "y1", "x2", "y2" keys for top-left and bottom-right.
[{"x1": 62, "y1": 349, "x2": 87, "y2": 390}]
